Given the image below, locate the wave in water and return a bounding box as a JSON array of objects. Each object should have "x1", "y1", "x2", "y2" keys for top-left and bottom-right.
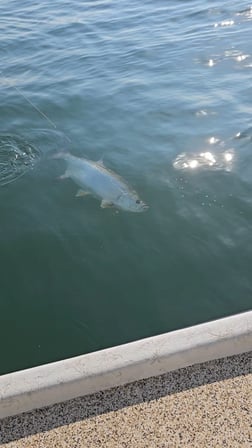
[{"x1": 0, "y1": 134, "x2": 41, "y2": 186}]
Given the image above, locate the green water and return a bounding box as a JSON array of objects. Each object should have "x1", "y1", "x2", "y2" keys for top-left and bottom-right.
[{"x1": 0, "y1": 0, "x2": 251, "y2": 374}]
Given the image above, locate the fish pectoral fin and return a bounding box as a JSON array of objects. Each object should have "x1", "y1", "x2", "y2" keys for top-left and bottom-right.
[
  {"x1": 57, "y1": 170, "x2": 69, "y2": 180},
  {"x1": 75, "y1": 189, "x2": 90, "y2": 198},
  {"x1": 100, "y1": 199, "x2": 114, "y2": 208}
]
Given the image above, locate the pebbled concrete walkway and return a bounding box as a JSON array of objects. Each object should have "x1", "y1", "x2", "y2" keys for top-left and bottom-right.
[{"x1": 0, "y1": 352, "x2": 251, "y2": 447}]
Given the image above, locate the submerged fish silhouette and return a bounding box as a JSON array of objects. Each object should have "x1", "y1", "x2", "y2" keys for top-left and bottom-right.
[{"x1": 54, "y1": 152, "x2": 149, "y2": 212}]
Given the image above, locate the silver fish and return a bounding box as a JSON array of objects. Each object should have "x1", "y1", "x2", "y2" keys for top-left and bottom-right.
[{"x1": 54, "y1": 152, "x2": 149, "y2": 213}]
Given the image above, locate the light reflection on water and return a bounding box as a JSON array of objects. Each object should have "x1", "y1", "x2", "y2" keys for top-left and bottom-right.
[
  {"x1": 0, "y1": 0, "x2": 252, "y2": 374},
  {"x1": 173, "y1": 148, "x2": 234, "y2": 172}
]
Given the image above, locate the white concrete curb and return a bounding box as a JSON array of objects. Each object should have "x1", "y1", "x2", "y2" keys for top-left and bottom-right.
[{"x1": 0, "y1": 311, "x2": 251, "y2": 419}]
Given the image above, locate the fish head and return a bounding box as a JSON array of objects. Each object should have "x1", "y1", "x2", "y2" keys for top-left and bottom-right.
[{"x1": 116, "y1": 193, "x2": 149, "y2": 213}]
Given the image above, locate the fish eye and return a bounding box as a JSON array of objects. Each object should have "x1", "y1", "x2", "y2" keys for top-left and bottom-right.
[{"x1": 136, "y1": 199, "x2": 140, "y2": 204}]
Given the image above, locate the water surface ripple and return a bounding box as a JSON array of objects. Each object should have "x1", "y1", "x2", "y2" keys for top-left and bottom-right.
[{"x1": 0, "y1": 0, "x2": 251, "y2": 374}]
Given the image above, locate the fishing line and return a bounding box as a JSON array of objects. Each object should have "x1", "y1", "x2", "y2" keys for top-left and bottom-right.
[
  {"x1": 11, "y1": 84, "x2": 57, "y2": 129},
  {"x1": 0, "y1": 69, "x2": 57, "y2": 129},
  {"x1": 0, "y1": 56, "x2": 71, "y2": 186},
  {"x1": 0, "y1": 36, "x2": 56, "y2": 128}
]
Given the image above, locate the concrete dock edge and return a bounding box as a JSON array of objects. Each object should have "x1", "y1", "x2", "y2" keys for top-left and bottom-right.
[{"x1": 0, "y1": 311, "x2": 251, "y2": 419}]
